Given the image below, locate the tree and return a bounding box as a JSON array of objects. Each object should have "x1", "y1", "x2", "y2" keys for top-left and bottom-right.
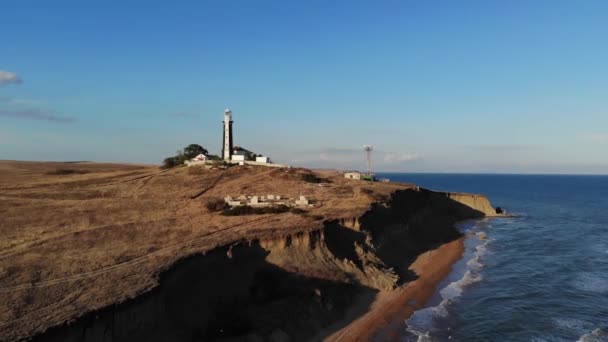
[
  {"x1": 183, "y1": 144, "x2": 208, "y2": 159},
  {"x1": 161, "y1": 157, "x2": 178, "y2": 169},
  {"x1": 161, "y1": 144, "x2": 209, "y2": 169}
]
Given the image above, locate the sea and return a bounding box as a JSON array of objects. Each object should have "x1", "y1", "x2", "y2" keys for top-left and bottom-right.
[{"x1": 377, "y1": 173, "x2": 608, "y2": 342}]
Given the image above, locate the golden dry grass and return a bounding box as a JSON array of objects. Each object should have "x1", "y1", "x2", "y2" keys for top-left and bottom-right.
[{"x1": 0, "y1": 161, "x2": 413, "y2": 340}]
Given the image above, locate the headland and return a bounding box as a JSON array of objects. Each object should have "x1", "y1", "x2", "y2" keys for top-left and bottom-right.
[{"x1": 0, "y1": 160, "x2": 501, "y2": 341}]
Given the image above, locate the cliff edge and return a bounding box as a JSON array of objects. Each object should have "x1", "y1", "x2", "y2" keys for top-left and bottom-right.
[{"x1": 0, "y1": 161, "x2": 497, "y2": 341}]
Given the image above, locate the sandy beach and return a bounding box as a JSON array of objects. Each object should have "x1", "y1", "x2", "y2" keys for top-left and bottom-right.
[{"x1": 325, "y1": 237, "x2": 465, "y2": 341}]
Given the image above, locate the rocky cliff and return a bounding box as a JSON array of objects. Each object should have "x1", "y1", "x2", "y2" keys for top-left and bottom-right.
[{"x1": 32, "y1": 188, "x2": 495, "y2": 342}]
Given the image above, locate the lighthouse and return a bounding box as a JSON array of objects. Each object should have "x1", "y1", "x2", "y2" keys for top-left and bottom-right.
[{"x1": 222, "y1": 108, "x2": 234, "y2": 161}]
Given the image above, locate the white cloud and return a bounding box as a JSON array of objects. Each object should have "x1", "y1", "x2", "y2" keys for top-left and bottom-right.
[
  {"x1": 587, "y1": 134, "x2": 608, "y2": 144},
  {"x1": 9, "y1": 98, "x2": 40, "y2": 106},
  {"x1": 272, "y1": 147, "x2": 421, "y2": 171},
  {"x1": 0, "y1": 70, "x2": 22, "y2": 85},
  {"x1": 465, "y1": 144, "x2": 535, "y2": 152},
  {"x1": 0, "y1": 108, "x2": 76, "y2": 123},
  {"x1": 383, "y1": 153, "x2": 420, "y2": 164}
]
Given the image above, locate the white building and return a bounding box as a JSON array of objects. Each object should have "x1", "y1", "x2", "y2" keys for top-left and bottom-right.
[
  {"x1": 255, "y1": 156, "x2": 270, "y2": 163},
  {"x1": 193, "y1": 154, "x2": 207, "y2": 161},
  {"x1": 344, "y1": 171, "x2": 362, "y2": 180},
  {"x1": 295, "y1": 195, "x2": 309, "y2": 206},
  {"x1": 185, "y1": 153, "x2": 210, "y2": 166}
]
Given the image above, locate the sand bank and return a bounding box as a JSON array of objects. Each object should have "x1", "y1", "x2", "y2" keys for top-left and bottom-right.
[{"x1": 324, "y1": 237, "x2": 465, "y2": 341}]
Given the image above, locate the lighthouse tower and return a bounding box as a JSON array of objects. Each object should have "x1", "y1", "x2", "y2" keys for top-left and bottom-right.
[{"x1": 222, "y1": 108, "x2": 234, "y2": 161}]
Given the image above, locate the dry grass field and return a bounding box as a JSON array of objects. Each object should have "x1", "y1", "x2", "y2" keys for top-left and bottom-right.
[{"x1": 0, "y1": 160, "x2": 411, "y2": 340}]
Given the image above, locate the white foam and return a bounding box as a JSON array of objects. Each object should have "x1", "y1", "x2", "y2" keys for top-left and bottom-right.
[
  {"x1": 405, "y1": 224, "x2": 490, "y2": 341},
  {"x1": 572, "y1": 273, "x2": 608, "y2": 294},
  {"x1": 577, "y1": 328, "x2": 608, "y2": 342},
  {"x1": 466, "y1": 257, "x2": 483, "y2": 269},
  {"x1": 553, "y1": 317, "x2": 592, "y2": 335},
  {"x1": 530, "y1": 338, "x2": 552, "y2": 342}
]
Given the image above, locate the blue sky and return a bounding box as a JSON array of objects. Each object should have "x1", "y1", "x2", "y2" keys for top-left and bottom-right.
[{"x1": 1, "y1": 1, "x2": 608, "y2": 173}]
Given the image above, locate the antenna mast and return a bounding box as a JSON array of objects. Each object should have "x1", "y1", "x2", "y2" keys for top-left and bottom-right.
[{"x1": 363, "y1": 145, "x2": 373, "y2": 176}]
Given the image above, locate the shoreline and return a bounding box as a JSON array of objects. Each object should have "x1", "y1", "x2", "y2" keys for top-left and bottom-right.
[{"x1": 324, "y1": 237, "x2": 466, "y2": 341}]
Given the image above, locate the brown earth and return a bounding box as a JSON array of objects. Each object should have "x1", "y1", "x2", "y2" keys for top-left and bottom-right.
[
  {"x1": 0, "y1": 161, "x2": 496, "y2": 341},
  {"x1": 323, "y1": 238, "x2": 465, "y2": 341}
]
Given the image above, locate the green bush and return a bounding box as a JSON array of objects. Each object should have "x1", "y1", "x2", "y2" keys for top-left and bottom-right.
[
  {"x1": 161, "y1": 157, "x2": 179, "y2": 169},
  {"x1": 162, "y1": 144, "x2": 208, "y2": 169},
  {"x1": 183, "y1": 144, "x2": 208, "y2": 159}
]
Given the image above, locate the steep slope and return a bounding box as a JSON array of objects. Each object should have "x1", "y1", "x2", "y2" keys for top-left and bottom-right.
[{"x1": 31, "y1": 187, "x2": 495, "y2": 342}]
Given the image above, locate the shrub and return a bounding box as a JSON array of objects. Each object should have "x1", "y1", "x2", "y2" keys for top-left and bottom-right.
[
  {"x1": 183, "y1": 144, "x2": 208, "y2": 159},
  {"x1": 222, "y1": 205, "x2": 291, "y2": 216},
  {"x1": 222, "y1": 205, "x2": 255, "y2": 216},
  {"x1": 205, "y1": 198, "x2": 228, "y2": 212},
  {"x1": 301, "y1": 173, "x2": 329, "y2": 184},
  {"x1": 162, "y1": 144, "x2": 209, "y2": 169},
  {"x1": 161, "y1": 157, "x2": 178, "y2": 169}
]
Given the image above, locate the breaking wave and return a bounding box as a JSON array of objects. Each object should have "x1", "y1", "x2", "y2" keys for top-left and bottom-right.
[
  {"x1": 404, "y1": 222, "x2": 490, "y2": 341},
  {"x1": 577, "y1": 328, "x2": 608, "y2": 342}
]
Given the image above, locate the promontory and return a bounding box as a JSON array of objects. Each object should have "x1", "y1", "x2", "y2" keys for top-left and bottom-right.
[{"x1": 0, "y1": 161, "x2": 500, "y2": 341}]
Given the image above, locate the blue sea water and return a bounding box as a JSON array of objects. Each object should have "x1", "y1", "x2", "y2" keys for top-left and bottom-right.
[{"x1": 377, "y1": 173, "x2": 608, "y2": 342}]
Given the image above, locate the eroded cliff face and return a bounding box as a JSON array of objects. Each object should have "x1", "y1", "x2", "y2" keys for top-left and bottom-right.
[
  {"x1": 33, "y1": 188, "x2": 494, "y2": 342},
  {"x1": 445, "y1": 192, "x2": 498, "y2": 216}
]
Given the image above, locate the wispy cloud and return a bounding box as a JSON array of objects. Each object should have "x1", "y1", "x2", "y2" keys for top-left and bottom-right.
[
  {"x1": 0, "y1": 108, "x2": 76, "y2": 123},
  {"x1": 383, "y1": 153, "x2": 420, "y2": 163},
  {"x1": 0, "y1": 70, "x2": 22, "y2": 86},
  {"x1": 8, "y1": 98, "x2": 41, "y2": 106},
  {"x1": 465, "y1": 144, "x2": 535, "y2": 152},
  {"x1": 276, "y1": 147, "x2": 421, "y2": 171},
  {"x1": 583, "y1": 133, "x2": 608, "y2": 144},
  {"x1": 0, "y1": 96, "x2": 41, "y2": 106},
  {"x1": 170, "y1": 112, "x2": 197, "y2": 118}
]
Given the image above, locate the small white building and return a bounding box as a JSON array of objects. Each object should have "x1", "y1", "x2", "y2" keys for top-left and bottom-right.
[
  {"x1": 185, "y1": 154, "x2": 210, "y2": 166},
  {"x1": 344, "y1": 171, "x2": 362, "y2": 180},
  {"x1": 232, "y1": 154, "x2": 245, "y2": 162},
  {"x1": 193, "y1": 154, "x2": 207, "y2": 161},
  {"x1": 295, "y1": 195, "x2": 309, "y2": 206},
  {"x1": 224, "y1": 196, "x2": 242, "y2": 207},
  {"x1": 255, "y1": 156, "x2": 270, "y2": 163}
]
